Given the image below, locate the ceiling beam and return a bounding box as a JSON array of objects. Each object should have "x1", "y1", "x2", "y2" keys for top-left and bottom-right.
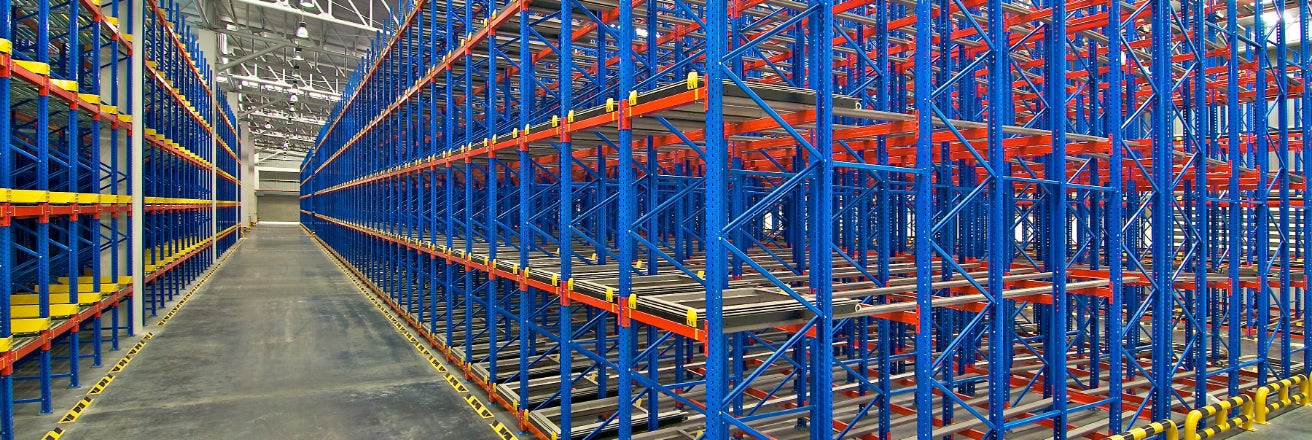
[
  {"x1": 222, "y1": 28, "x2": 363, "y2": 63},
  {"x1": 229, "y1": 0, "x2": 379, "y2": 32},
  {"x1": 249, "y1": 111, "x2": 326, "y2": 125},
  {"x1": 256, "y1": 148, "x2": 307, "y2": 164},
  {"x1": 219, "y1": 42, "x2": 287, "y2": 70},
  {"x1": 177, "y1": 0, "x2": 214, "y2": 28},
  {"x1": 230, "y1": 73, "x2": 341, "y2": 100}
]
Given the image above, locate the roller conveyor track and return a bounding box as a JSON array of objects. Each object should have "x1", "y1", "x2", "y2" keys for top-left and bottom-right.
[
  {"x1": 322, "y1": 215, "x2": 1148, "y2": 336},
  {"x1": 9, "y1": 75, "x2": 108, "y2": 128},
  {"x1": 336, "y1": 208, "x2": 1305, "y2": 439},
  {"x1": 369, "y1": 253, "x2": 848, "y2": 437},
  {"x1": 341, "y1": 73, "x2": 1150, "y2": 192},
  {"x1": 354, "y1": 215, "x2": 1285, "y2": 438},
  {"x1": 348, "y1": 220, "x2": 1310, "y2": 440},
  {"x1": 10, "y1": 0, "x2": 111, "y2": 50},
  {"x1": 450, "y1": 243, "x2": 1066, "y2": 332},
  {"x1": 369, "y1": 276, "x2": 699, "y2": 439},
  {"x1": 615, "y1": 343, "x2": 1251, "y2": 440},
  {"x1": 324, "y1": 56, "x2": 1288, "y2": 223},
  {"x1": 398, "y1": 0, "x2": 1181, "y2": 138}
]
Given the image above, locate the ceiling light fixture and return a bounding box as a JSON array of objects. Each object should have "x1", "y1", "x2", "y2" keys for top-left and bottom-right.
[
  {"x1": 296, "y1": 22, "x2": 309, "y2": 39},
  {"x1": 300, "y1": 0, "x2": 315, "y2": 8},
  {"x1": 293, "y1": 47, "x2": 304, "y2": 61}
]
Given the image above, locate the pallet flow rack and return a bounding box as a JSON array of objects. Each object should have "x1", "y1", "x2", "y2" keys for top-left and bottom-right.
[
  {"x1": 142, "y1": 0, "x2": 241, "y2": 318},
  {"x1": 0, "y1": 0, "x2": 240, "y2": 438},
  {"x1": 301, "y1": 0, "x2": 1312, "y2": 438},
  {"x1": 0, "y1": 0, "x2": 135, "y2": 435}
]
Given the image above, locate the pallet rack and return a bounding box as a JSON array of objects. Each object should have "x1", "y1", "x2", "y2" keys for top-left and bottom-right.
[
  {"x1": 0, "y1": 0, "x2": 135, "y2": 435},
  {"x1": 142, "y1": 0, "x2": 241, "y2": 318},
  {"x1": 300, "y1": 0, "x2": 1312, "y2": 438},
  {"x1": 0, "y1": 0, "x2": 239, "y2": 438}
]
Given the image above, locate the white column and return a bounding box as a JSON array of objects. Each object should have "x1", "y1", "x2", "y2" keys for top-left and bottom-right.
[
  {"x1": 129, "y1": 4, "x2": 145, "y2": 334},
  {"x1": 197, "y1": 29, "x2": 219, "y2": 257},
  {"x1": 239, "y1": 119, "x2": 257, "y2": 226}
]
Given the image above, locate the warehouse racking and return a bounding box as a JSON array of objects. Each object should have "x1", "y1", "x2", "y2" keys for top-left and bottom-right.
[
  {"x1": 300, "y1": 0, "x2": 1311, "y2": 438},
  {"x1": 0, "y1": 0, "x2": 135, "y2": 433},
  {"x1": 0, "y1": 0, "x2": 240, "y2": 438},
  {"x1": 142, "y1": 0, "x2": 241, "y2": 317}
]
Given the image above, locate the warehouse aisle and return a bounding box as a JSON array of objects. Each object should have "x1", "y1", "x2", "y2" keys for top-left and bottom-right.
[{"x1": 59, "y1": 225, "x2": 498, "y2": 439}]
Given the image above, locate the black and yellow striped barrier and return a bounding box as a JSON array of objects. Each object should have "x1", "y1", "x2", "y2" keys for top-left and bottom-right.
[
  {"x1": 1108, "y1": 419, "x2": 1177, "y2": 440},
  {"x1": 1183, "y1": 395, "x2": 1254, "y2": 440},
  {"x1": 1113, "y1": 374, "x2": 1312, "y2": 440},
  {"x1": 1255, "y1": 374, "x2": 1311, "y2": 424}
]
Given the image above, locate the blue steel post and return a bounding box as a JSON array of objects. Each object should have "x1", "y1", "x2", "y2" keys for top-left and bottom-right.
[
  {"x1": 1303, "y1": 0, "x2": 1312, "y2": 373},
  {"x1": 463, "y1": 0, "x2": 476, "y2": 366},
  {"x1": 987, "y1": 0, "x2": 1010, "y2": 435},
  {"x1": 485, "y1": 10, "x2": 501, "y2": 386},
  {"x1": 66, "y1": 0, "x2": 82, "y2": 389},
  {"x1": 1150, "y1": 0, "x2": 1174, "y2": 421},
  {"x1": 1047, "y1": 0, "x2": 1069, "y2": 434},
  {"x1": 427, "y1": 0, "x2": 439, "y2": 339},
  {"x1": 705, "y1": 0, "x2": 729, "y2": 438},
  {"x1": 37, "y1": 0, "x2": 53, "y2": 413},
  {"x1": 1189, "y1": 0, "x2": 1210, "y2": 406},
  {"x1": 556, "y1": 0, "x2": 574, "y2": 435},
  {"x1": 1254, "y1": 2, "x2": 1272, "y2": 388},
  {"x1": 914, "y1": 0, "x2": 935, "y2": 436},
  {"x1": 0, "y1": 0, "x2": 9, "y2": 428},
  {"x1": 517, "y1": 1, "x2": 532, "y2": 416},
  {"x1": 1225, "y1": 0, "x2": 1243, "y2": 398},
  {"x1": 443, "y1": 0, "x2": 456, "y2": 358},
  {"x1": 1275, "y1": 0, "x2": 1293, "y2": 380},
  {"x1": 1105, "y1": 10, "x2": 1128, "y2": 431},
  {"x1": 874, "y1": 2, "x2": 892, "y2": 436},
  {"x1": 617, "y1": 0, "x2": 636, "y2": 436},
  {"x1": 809, "y1": 2, "x2": 835, "y2": 438}
]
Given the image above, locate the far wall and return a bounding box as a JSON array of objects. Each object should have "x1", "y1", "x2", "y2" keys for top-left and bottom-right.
[
  {"x1": 256, "y1": 193, "x2": 300, "y2": 223},
  {"x1": 255, "y1": 160, "x2": 302, "y2": 223}
]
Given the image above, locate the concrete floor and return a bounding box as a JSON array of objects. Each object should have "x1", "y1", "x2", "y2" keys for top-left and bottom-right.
[
  {"x1": 1230, "y1": 406, "x2": 1312, "y2": 439},
  {"x1": 49, "y1": 225, "x2": 500, "y2": 440}
]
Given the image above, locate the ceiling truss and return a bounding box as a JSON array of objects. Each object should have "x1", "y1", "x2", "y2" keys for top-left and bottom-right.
[{"x1": 177, "y1": 0, "x2": 384, "y2": 158}]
